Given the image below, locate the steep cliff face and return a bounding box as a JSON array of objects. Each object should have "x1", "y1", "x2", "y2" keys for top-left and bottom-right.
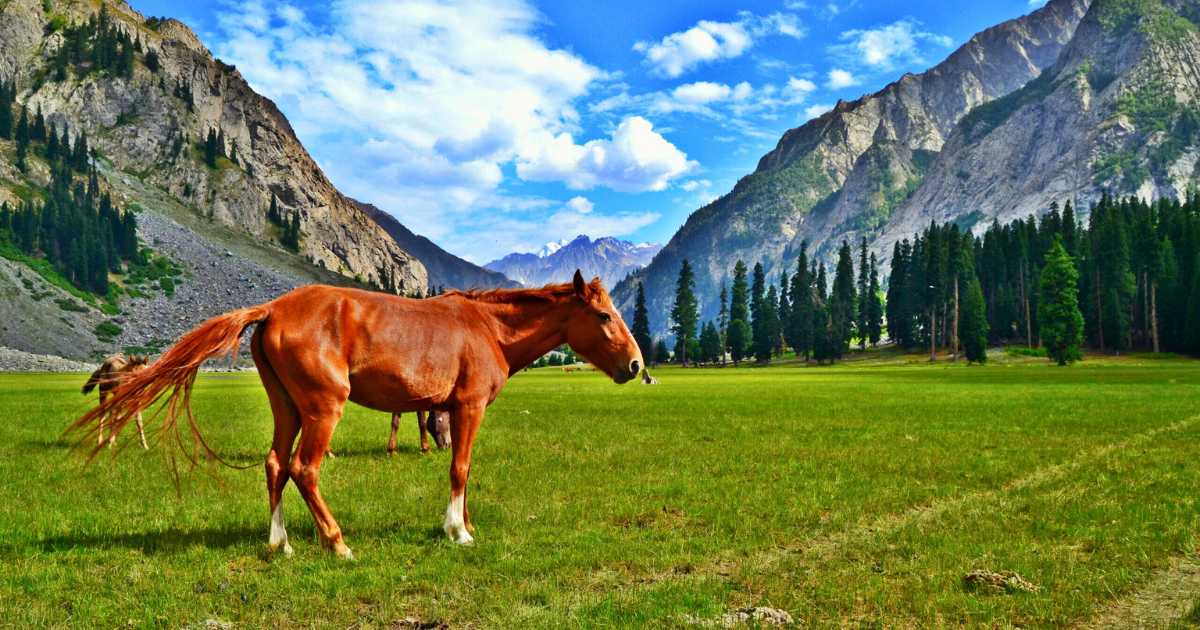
[
  {"x1": 613, "y1": 0, "x2": 1089, "y2": 333},
  {"x1": 880, "y1": 0, "x2": 1200, "y2": 256},
  {"x1": 356, "y1": 201, "x2": 517, "y2": 291},
  {"x1": 0, "y1": 0, "x2": 426, "y2": 293}
]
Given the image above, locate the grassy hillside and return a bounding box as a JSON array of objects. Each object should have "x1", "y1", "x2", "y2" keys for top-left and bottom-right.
[{"x1": 1, "y1": 358, "x2": 1199, "y2": 626}]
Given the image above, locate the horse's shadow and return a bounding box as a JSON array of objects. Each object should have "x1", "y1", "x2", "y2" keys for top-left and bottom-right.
[{"x1": 32, "y1": 521, "x2": 447, "y2": 555}]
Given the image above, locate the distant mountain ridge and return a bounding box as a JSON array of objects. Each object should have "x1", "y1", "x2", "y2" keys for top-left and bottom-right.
[
  {"x1": 355, "y1": 201, "x2": 518, "y2": 291},
  {"x1": 486, "y1": 235, "x2": 662, "y2": 288}
]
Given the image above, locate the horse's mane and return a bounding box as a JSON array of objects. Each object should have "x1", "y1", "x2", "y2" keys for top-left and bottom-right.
[{"x1": 441, "y1": 282, "x2": 580, "y2": 303}]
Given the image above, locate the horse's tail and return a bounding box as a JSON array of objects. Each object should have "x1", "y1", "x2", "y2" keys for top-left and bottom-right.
[
  {"x1": 67, "y1": 303, "x2": 272, "y2": 467},
  {"x1": 81, "y1": 366, "x2": 104, "y2": 395}
]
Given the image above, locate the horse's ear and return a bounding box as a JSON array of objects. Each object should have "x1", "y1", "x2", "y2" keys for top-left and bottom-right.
[{"x1": 573, "y1": 269, "x2": 588, "y2": 299}]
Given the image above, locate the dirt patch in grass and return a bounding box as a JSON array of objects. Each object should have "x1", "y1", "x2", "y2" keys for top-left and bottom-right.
[{"x1": 1076, "y1": 553, "x2": 1200, "y2": 629}]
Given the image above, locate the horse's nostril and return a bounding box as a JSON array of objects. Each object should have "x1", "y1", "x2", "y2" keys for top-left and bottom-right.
[{"x1": 630, "y1": 360, "x2": 641, "y2": 375}]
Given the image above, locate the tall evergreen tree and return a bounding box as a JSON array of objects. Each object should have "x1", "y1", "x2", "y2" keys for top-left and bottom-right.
[
  {"x1": 755, "y1": 285, "x2": 780, "y2": 362},
  {"x1": 958, "y1": 245, "x2": 989, "y2": 363},
  {"x1": 670, "y1": 259, "x2": 699, "y2": 366},
  {"x1": 830, "y1": 240, "x2": 856, "y2": 355},
  {"x1": 204, "y1": 127, "x2": 219, "y2": 168},
  {"x1": 1039, "y1": 238, "x2": 1085, "y2": 365},
  {"x1": 787, "y1": 248, "x2": 813, "y2": 359},
  {"x1": 750, "y1": 262, "x2": 768, "y2": 362},
  {"x1": 717, "y1": 281, "x2": 729, "y2": 365},
  {"x1": 728, "y1": 260, "x2": 750, "y2": 365},
  {"x1": 0, "y1": 80, "x2": 12, "y2": 139},
  {"x1": 856, "y1": 237, "x2": 870, "y2": 349},
  {"x1": 777, "y1": 271, "x2": 790, "y2": 355},
  {"x1": 866, "y1": 253, "x2": 883, "y2": 346},
  {"x1": 631, "y1": 282, "x2": 653, "y2": 359},
  {"x1": 699, "y1": 321, "x2": 722, "y2": 364},
  {"x1": 15, "y1": 105, "x2": 30, "y2": 172}
]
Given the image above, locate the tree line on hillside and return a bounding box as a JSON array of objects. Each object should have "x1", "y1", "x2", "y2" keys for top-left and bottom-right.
[
  {"x1": 1, "y1": 73, "x2": 139, "y2": 296},
  {"x1": 0, "y1": 164, "x2": 140, "y2": 295},
  {"x1": 51, "y1": 5, "x2": 145, "y2": 82},
  {"x1": 1, "y1": 78, "x2": 92, "y2": 175},
  {"x1": 637, "y1": 238, "x2": 885, "y2": 366},
  {"x1": 888, "y1": 193, "x2": 1200, "y2": 362},
  {"x1": 639, "y1": 192, "x2": 1200, "y2": 368}
]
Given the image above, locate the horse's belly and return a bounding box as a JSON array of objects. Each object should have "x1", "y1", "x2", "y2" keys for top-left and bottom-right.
[{"x1": 347, "y1": 367, "x2": 453, "y2": 413}]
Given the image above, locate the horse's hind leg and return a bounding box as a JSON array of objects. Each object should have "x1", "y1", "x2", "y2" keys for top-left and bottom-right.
[
  {"x1": 291, "y1": 405, "x2": 351, "y2": 558},
  {"x1": 387, "y1": 412, "x2": 401, "y2": 456},
  {"x1": 252, "y1": 329, "x2": 301, "y2": 556}
]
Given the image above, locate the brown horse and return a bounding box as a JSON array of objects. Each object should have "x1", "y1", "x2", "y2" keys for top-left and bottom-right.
[
  {"x1": 81, "y1": 354, "x2": 150, "y2": 449},
  {"x1": 70, "y1": 271, "x2": 642, "y2": 557},
  {"x1": 388, "y1": 410, "x2": 451, "y2": 455}
]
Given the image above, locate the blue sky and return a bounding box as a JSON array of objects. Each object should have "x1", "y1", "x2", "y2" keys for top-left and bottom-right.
[{"x1": 127, "y1": 0, "x2": 1049, "y2": 264}]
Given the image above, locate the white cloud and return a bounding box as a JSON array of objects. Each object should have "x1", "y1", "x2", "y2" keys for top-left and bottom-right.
[
  {"x1": 516, "y1": 116, "x2": 696, "y2": 192},
  {"x1": 826, "y1": 68, "x2": 860, "y2": 89},
  {"x1": 672, "y1": 81, "x2": 734, "y2": 105},
  {"x1": 680, "y1": 179, "x2": 712, "y2": 192},
  {"x1": 834, "y1": 18, "x2": 952, "y2": 69},
  {"x1": 633, "y1": 11, "x2": 806, "y2": 78},
  {"x1": 211, "y1": 0, "x2": 691, "y2": 262},
  {"x1": 565, "y1": 196, "x2": 594, "y2": 214},
  {"x1": 803, "y1": 103, "x2": 834, "y2": 120}
]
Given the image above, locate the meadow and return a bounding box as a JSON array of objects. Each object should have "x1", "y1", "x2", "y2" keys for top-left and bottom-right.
[{"x1": 1, "y1": 354, "x2": 1199, "y2": 627}]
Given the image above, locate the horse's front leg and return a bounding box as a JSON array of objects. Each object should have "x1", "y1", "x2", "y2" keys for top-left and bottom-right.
[
  {"x1": 417, "y1": 410, "x2": 431, "y2": 453},
  {"x1": 444, "y1": 402, "x2": 484, "y2": 544}
]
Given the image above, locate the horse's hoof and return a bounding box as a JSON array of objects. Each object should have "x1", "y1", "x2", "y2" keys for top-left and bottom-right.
[
  {"x1": 333, "y1": 543, "x2": 354, "y2": 560},
  {"x1": 268, "y1": 541, "x2": 293, "y2": 557}
]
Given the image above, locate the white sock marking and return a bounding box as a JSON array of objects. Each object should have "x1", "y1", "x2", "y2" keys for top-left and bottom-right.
[
  {"x1": 269, "y1": 503, "x2": 292, "y2": 554},
  {"x1": 443, "y1": 494, "x2": 474, "y2": 544}
]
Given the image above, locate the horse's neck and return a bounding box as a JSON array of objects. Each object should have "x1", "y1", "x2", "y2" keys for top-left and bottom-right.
[{"x1": 477, "y1": 298, "x2": 570, "y2": 374}]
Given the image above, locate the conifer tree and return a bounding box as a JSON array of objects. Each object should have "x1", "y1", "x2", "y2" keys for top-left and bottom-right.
[
  {"x1": 699, "y1": 321, "x2": 721, "y2": 364},
  {"x1": 830, "y1": 240, "x2": 856, "y2": 354},
  {"x1": 756, "y1": 285, "x2": 780, "y2": 362},
  {"x1": 717, "y1": 281, "x2": 729, "y2": 364},
  {"x1": 0, "y1": 81, "x2": 11, "y2": 139},
  {"x1": 15, "y1": 105, "x2": 30, "y2": 172},
  {"x1": 670, "y1": 259, "x2": 699, "y2": 365},
  {"x1": 866, "y1": 253, "x2": 883, "y2": 346},
  {"x1": 32, "y1": 104, "x2": 46, "y2": 142},
  {"x1": 728, "y1": 260, "x2": 750, "y2": 364},
  {"x1": 1039, "y1": 238, "x2": 1084, "y2": 365},
  {"x1": 787, "y1": 248, "x2": 813, "y2": 359},
  {"x1": 777, "y1": 271, "x2": 790, "y2": 355},
  {"x1": 750, "y1": 262, "x2": 767, "y2": 362},
  {"x1": 959, "y1": 246, "x2": 989, "y2": 363},
  {"x1": 204, "y1": 127, "x2": 219, "y2": 168},
  {"x1": 631, "y1": 282, "x2": 653, "y2": 359},
  {"x1": 856, "y1": 237, "x2": 870, "y2": 349},
  {"x1": 73, "y1": 131, "x2": 89, "y2": 170}
]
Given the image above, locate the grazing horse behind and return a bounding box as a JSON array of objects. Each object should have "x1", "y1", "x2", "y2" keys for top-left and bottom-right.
[
  {"x1": 388, "y1": 410, "x2": 451, "y2": 455},
  {"x1": 81, "y1": 354, "x2": 150, "y2": 449},
  {"x1": 70, "y1": 271, "x2": 642, "y2": 557}
]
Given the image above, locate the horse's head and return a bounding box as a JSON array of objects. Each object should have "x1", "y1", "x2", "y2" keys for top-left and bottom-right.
[
  {"x1": 128, "y1": 355, "x2": 150, "y2": 371},
  {"x1": 564, "y1": 270, "x2": 643, "y2": 384}
]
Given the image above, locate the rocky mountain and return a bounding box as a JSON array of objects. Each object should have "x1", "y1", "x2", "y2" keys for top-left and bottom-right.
[
  {"x1": 613, "y1": 0, "x2": 1091, "y2": 334},
  {"x1": 356, "y1": 201, "x2": 518, "y2": 291},
  {"x1": 0, "y1": 0, "x2": 434, "y2": 359},
  {"x1": 486, "y1": 235, "x2": 662, "y2": 288},
  {"x1": 878, "y1": 0, "x2": 1200, "y2": 256}
]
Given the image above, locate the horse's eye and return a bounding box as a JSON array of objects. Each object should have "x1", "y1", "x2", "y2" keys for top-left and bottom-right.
[{"x1": 598, "y1": 312, "x2": 612, "y2": 323}]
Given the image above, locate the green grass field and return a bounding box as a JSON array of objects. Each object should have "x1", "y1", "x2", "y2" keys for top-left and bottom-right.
[{"x1": 2, "y1": 356, "x2": 1199, "y2": 627}]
